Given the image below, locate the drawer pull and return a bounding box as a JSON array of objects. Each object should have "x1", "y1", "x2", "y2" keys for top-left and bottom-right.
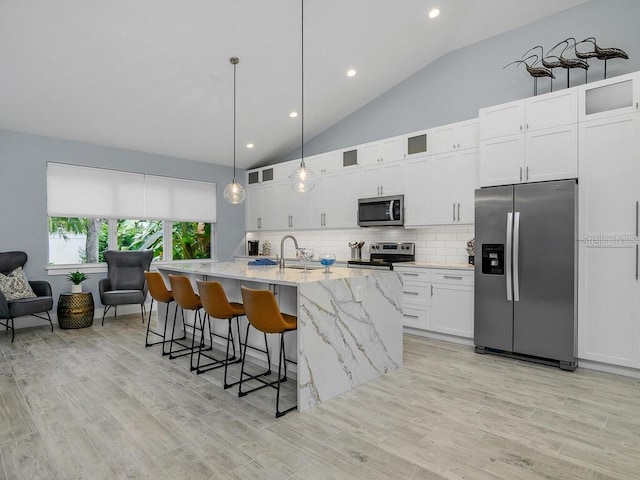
[
  {"x1": 402, "y1": 272, "x2": 420, "y2": 276},
  {"x1": 403, "y1": 314, "x2": 420, "y2": 319},
  {"x1": 403, "y1": 291, "x2": 420, "y2": 295},
  {"x1": 443, "y1": 275, "x2": 463, "y2": 280}
]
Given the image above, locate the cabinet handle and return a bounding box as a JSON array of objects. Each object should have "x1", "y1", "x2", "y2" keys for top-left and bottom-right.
[
  {"x1": 457, "y1": 143, "x2": 460, "y2": 149},
  {"x1": 526, "y1": 166, "x2": 529, "y2": 181},
  {"x1": 452, "y1": 203, "x2": 456, "y2": 222},
  {"x1": 636, "y1": 201, "x2": 639, "y2": 237},
  {"x1": 453, "y1": 144, "x2": 456, "y2": 149},
  {"x1": 430, "y1": 285, "x2": 434, "y2": 296},
  {"x1": 526, "y1": 123, "x2": 529, "y2": 130},
  {"x1": 636, "y1": 244, "x2": 639, "y2": 281},
  {"x1": 443, "y1": 275, "x2": 463, "y2": 280},
  {"x1": 403, "y1": 314, "x2": 420, "y2": 319},
  {"x1": 457, "y1": 203, "x2": 460, "y2": 222},
  {"x1": 520, "y1": 125, "x2": 523, "y2": 131},
  {"x1": 519, "y1": 167, "x2": 523, "y2": 182},
  {"x1": 403, "y1": 291, "x2": 420, "y2": 296},
  {"x1": 402, "y1": 272, "x2": 419, "y2": 277}
]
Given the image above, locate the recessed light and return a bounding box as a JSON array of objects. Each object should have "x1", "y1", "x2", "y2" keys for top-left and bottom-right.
[
  {"x1": 346, "y1": 69, "x2": 357, "y2": 77},
  {"x1": 246, "y1": 143, "x2": 254, "y2": 149},
  {"x1": 428, "y1": 8, "x2": 440, "y2": 19},
  {"x1": 289, "y1": 111, "x2": 298, "y2": 118}
]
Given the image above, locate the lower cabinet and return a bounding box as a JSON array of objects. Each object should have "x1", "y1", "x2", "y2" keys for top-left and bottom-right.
[
  {"x1": 430, "y1": 270, "x2": 474, "y2": 338},
  {"x1": 396, "y1": 267, "x2": 474, "y2": 339}
]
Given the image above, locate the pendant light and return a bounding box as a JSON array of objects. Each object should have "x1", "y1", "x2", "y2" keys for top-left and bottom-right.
[
  {"x1": 223, "y1": 56, "x2": 246, "y2": 204},
  {"x1": 289, "y1": 0, "x2": 316, "y2": 193}
]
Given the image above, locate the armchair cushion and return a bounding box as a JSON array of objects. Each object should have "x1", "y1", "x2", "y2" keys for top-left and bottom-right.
[
  {"x1": 8, "y1": 296, "x2": 54, "y2": 318},
  {"x1": 0, "y1": 267, "x2": 37, "y2": 301}
]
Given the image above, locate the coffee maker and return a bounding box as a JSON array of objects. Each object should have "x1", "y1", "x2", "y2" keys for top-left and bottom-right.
[{"x1": 248, "y1": 240, "x2": 259, "y2": 256}]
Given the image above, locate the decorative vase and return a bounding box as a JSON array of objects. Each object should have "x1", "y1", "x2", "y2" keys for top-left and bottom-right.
[{"x1": 71, "y1": 284, "x2": 83, "y2": 294}]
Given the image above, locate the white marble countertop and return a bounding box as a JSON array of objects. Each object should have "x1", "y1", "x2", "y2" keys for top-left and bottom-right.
[
  {"x1": 394, "y1": 262, "x2": 475, "y2": 271},
  {"x1": 157, "y1": 260, "x2": 393, "y2": 287}
]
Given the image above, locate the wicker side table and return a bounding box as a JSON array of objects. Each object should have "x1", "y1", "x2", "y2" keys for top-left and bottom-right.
[{"x1": 57, "y1": 292, "x2": 95, "y2": 329}]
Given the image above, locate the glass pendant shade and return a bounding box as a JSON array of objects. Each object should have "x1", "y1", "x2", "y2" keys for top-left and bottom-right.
[
  {"x1": 223, "y1": 178, "x2": 246, "y2": 204},
  {"x1": 289, "y1": 163, "x2": 316, "y2": 192}
]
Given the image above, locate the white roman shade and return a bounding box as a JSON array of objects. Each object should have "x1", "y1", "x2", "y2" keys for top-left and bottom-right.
[{"x1": 47, "y1": 163, "x2": 216, "y2": 222}]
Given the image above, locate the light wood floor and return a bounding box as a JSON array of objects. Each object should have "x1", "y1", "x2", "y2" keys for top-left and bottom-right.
[{"x1": 1, "y1": 314, "x2": 639, "y2": 480}]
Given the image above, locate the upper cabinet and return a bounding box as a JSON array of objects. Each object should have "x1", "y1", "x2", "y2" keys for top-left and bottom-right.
[
  {"x1": 479, "y1": 89, "x2": 578, "y2": 187},
  {"x1": 430, "y1": 119, "x2": 479, "y2": 154},
  {"x1": 359, "y1": 136, "x2": 404, "y2": 166},
  {"x1": 579, "y1": 71, "x2": 640, "y2": 122}
]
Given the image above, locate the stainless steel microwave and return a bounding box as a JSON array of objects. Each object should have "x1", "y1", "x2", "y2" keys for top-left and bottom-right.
[{"x1": 358, "y1": 195, "x2": 404, "y2": 227}]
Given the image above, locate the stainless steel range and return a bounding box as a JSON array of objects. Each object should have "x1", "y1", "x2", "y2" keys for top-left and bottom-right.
[{"x1": 347, "y1": 242, "x2": 415, "y2": 270}]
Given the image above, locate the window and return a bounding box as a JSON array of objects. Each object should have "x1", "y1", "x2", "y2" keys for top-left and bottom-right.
[{"x1": 46, "y1": 163, "x2": 217, "y2": 266}]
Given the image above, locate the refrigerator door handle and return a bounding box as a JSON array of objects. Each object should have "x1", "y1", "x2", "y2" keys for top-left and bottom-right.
[
  {"x1": 513, "y1": 212, "x2": 521, "y2": 302},
  {"x1": 506, "y1": 212, "x2": 513, "y2": 301}
]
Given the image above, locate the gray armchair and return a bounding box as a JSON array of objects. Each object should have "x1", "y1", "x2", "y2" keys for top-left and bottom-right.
[
  {"x1": 99, "y1": 250, "x2": 153, "y2": 325},
  {"x1": 0, "y1": 251, "x2": 54, "y2": 342}
]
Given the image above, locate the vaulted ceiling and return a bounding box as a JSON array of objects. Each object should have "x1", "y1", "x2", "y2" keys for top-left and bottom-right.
[{"x1": 0, "y1": 0, "x2": 588, "y2": 169}]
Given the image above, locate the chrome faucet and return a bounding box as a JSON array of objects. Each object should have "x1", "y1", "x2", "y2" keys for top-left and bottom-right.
[{"x1": 279, "y1": 235, "x2": 299, "y2": 269}]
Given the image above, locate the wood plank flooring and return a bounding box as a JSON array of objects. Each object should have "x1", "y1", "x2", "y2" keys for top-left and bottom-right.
[{"x1": 1, "y1": 314, "x2": 639, "y2": 479}]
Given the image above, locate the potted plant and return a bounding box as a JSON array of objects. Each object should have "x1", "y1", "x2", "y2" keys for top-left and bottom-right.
[{"x1": 66, "y1": 271, "x2": 88, "y2": 293}]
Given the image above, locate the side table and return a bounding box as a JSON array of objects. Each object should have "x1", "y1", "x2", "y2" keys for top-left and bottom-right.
[{"x1": 57, "y1": 292, "x2": 95, "y2": 329}]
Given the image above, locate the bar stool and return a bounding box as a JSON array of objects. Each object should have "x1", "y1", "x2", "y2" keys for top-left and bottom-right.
[
  {"x1": 143, "y1": 271, "x2": 177, "y2": 355},
  {"x1": 168, "y1": 274, "x2": 206, "y2": 371},
  {"x1": 195, "y1": 280, "x2": 245, "y2": 386},
  {"x1": 239, "y1": 286, "x2": 297, "y2": 418}
]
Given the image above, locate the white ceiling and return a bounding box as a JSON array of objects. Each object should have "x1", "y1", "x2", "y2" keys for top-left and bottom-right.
[{"x1": 0, "y1": 0, "x2": 588, "y2": 170}]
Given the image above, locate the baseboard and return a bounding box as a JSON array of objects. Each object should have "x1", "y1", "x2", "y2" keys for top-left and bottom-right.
[{"x1": 576, "y1": 358, "x2": 640, "y2": 379}]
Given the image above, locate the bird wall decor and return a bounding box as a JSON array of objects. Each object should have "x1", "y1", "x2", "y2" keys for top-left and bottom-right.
[{"x1": 506, "y1": 37, "x2": 628, "y2": 94}]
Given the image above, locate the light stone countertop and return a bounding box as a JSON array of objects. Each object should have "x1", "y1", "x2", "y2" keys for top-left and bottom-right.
[
  {"x1": 157, "y1": 260, "x2": 394, "y2": 287},
  {"x1": 394, "y1": 262, "x2": 475, "y2": 271}
]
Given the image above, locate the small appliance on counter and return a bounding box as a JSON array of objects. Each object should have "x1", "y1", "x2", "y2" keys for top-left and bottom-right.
[
  {"x1": 248, "y1": 240, "x2": 259, "y2": 256},
  {"x1": 347, "y1": 242, "x2": 415, "y2": 270}
]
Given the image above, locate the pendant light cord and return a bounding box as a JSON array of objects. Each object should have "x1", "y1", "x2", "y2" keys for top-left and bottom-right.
[
  {"x1": 300, "y1": 0, "x2": 305, "y2": 168},
  {"x1": 233, "y1": 58, "x2": 237, "y2": 181}
]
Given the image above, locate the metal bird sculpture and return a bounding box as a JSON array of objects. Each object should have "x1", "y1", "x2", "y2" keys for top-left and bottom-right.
[
  {"x1": 521, "y1": 46, "x2": 562, "y2": 91},
  {"x1": 549, "y1": 38, "x2": 589, "y2": 87},
  {"x1": 504, "y1": 54, "x2": 555, "y2": 96},
  {"x1": 578, "y1": 37, "x2": 629, "y2": 79}
]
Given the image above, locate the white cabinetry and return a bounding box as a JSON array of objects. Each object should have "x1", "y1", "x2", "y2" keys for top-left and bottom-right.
[
  {"x1": 404, "y1": 155, "x2": 430, "y2": 226},
  {"x1": 578, "y1": 112, "x2": 640, "y2": 368},
  {"x1": 396, "y1": 268, "x2": 431, "y2": 330},
  {"x1": 360, "y1": 162, "x2": 404, "y2": 197},
  {"x1": 479, "y1": 89, "x2": 578, "y2": 187},
  {"x1": 430, "y1": 119, "x2": 479, "y2": 154},
  {"x1": 317, "y1": 167, "x2": 360, "y2": 228},
  {"x1": 359, "y1": 136, "x2": 404, "y2": 166},
  {"x1": 245, "y1": 185, "x2": 262, "y2": 230},
  {"x1": 579, "y1": 71, "x2": 640, "y2": 122},
  {"x1": 430, "y1": 270, "x2": 474, "y2": 339},
  {"x1": 427, "y1": 149, "x2": 478, "y2": 225},
  {"x1": 396, "y1": 267, "x2": 474, "y2": 340}
]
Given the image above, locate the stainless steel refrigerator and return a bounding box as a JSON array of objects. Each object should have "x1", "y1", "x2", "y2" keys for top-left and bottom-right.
[{"x1": 474, "y1": 179, "x2": 577, "y2": 371}]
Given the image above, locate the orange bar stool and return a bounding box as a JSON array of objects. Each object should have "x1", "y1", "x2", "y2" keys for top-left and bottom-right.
[
  {"x1": 195, "y1": 280, "x2": 247, "y2": 386},
  {"x1": 239, "y1": 286, "x2": 298, "y2": 418},
  {"x1": 168, "y1": 274, "x2": 206, "y2": 371},
  {"x1": 143, "y1": 271, "x2": 178, "y2": 355}
]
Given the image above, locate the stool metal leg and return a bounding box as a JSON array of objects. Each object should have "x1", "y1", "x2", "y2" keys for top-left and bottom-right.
[
  {"x1": 238, "y1": 324, "x2": 274, "y2": 397},
  {"x1": 276, "y1": 331, "x2": 296, "y2": 418}
]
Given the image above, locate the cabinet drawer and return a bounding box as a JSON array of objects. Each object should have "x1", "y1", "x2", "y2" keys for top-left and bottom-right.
[
  {"x1": 397, "y1": 269, "x2": 430, "y2": 283},
  {"x1": 402, "y1": 285, "x2": 430, "y2": 306},
  {"x1": 402, "y1": 306, "x2": 430, "y2": 330},
  {"x1": 432, "y1": 270, "x2": 473, "y2": 286}
]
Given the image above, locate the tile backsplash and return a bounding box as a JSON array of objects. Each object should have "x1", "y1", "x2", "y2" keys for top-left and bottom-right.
[{"x1": 241, "y1": 225, "x2": 474, "y2": 263}]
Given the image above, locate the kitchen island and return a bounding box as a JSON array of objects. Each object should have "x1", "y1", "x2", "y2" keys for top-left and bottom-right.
[{"x1": 156, "y1": 261, "x2": 403, "y2": 412}]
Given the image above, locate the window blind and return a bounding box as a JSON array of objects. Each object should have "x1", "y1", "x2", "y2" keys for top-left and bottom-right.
[{"x1": 47, "y1": 163, "x2": 216, "y2": 222}]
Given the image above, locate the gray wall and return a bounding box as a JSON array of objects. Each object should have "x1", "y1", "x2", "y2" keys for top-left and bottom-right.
[
  {"x1": 285, "y1": 0, "x2": 640, "y2": 160},
  {"x1": 0, "y1": 129, "x2": 245, "y2": 308}
]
